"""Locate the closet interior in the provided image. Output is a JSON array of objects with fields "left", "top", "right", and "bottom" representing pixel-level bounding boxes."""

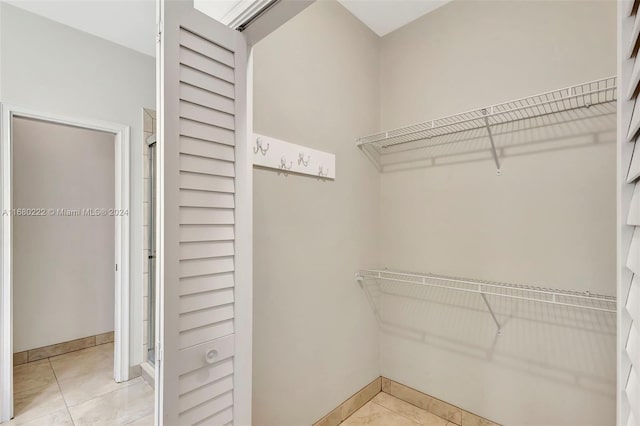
[
  {"left": 349, "top": 76, "right": 618, "bottom": 426},
  {"left": 356, "top": 75, "right": 618, "bottom": 330},
  {"left": 251, "top": 1, "right": 618, "bottom": 426}
]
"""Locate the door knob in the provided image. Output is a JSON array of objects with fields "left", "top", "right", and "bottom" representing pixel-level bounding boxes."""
[{"left": 205, "top": 349, "right": 218, "bottom": 364}]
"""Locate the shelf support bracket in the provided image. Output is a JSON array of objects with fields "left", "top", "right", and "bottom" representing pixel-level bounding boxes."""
[
  {"left": 480, "top": 292, "right": 502, "bottom": 335},
  {"left": 356, "top": 273, "right": 364, "bottom": 288},
  {"left": 482, "top": 109, "right": 502, "bottom": 175}
]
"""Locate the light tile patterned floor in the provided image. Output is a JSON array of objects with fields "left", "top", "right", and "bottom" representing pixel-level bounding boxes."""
[
  {"left": 8, "top": 343, "right": 153, "bottom": 426},
  {"left": 341, "top": 393, "right": 456, "bottom": 426}
]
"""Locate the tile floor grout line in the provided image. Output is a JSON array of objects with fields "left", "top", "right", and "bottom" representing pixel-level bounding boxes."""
[
  {"left": 63, "top": 343, "right": 151, "bottom": 424},
  {"left": 49, "top": 343, "right": 128, "bottom": 408},
  {"left": 15, "top": 344, "right": 152, "bottom": 426},
  {"left": 71, "top": 376, "right": 140, "bottom": 408},
  {"left": 369, "top": 400, "right": 423, "bottom": 426},
  {"left": 48, "top": 356, "right": 76, "bottom": 426},
  {"left": 66, "top": 378, "right": 153, "bottom": 426}
]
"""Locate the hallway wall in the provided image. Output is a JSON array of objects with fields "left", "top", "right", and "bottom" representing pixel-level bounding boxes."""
[
  {"left": 0, "top": 3, "right": 155, "bottom": 366},
  {"left": 13, "top": 118, "right": 115, "bottom": 352}
]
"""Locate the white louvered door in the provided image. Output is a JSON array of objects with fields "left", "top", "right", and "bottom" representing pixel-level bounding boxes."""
[
  {"left": 157, "top": 1, "right": 251, "bottom": 424},
  {"left": 620, "top": 2, "right": 640, "bottom": 425}
]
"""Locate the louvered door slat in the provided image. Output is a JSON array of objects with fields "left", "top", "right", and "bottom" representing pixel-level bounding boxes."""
[
  {"left": 180, "top": 154, "right": 235, "bottom": 177},
  {"left": 179, "top": 207, "right": 234, "bottom": 225},
  {"left": 628, "top": 275, "right": 640, "bottom": 324},
  {"left": 180, "top": 66, "right": 235, "bottom": 99},
  {"left": 180, "top": 288, "right": 234, "bottom": 312},
  {"left": 179, "top": 376, "right": 234, "bottom": 414},
  {"left": 179, "top": 393, "right": 233, "bottom": 426},
  {"left": 179, "top": 47, "right": 235, "bottom": 83},
  {"left": 179, "top": 29, "right": 234, "bottom": 67},
  {"left": 179, "top": 305, "right": 234, "bottom": 332},
  {"left": 629, "top": 370, "right": 640, "bottom": 424},
  {"left": 628, "top": 106, "right": 640, "bottom": 142},
  {"left": 180, "top": 137, "right": 235, "bottom": 161},
  {"left": 180, "top": 406, "right": 233, "bottom": 426},
  {"left": 180, "top": 172, "right": 234, "bottom": 192},
  {"left": 179, "top": 321, "right": 234, "bottom": 349},
  {"left": 180, "top": 101, "right": 235, "bottom": 130},
  {"left": 629, "top": 183, "right": 640, "bottom": 226},
  {"left": 630, "top": 145, "right": 640, "bottom": 183},
  {"left": 180, "top": 257, "right": 234, "bottom": 278},
  {"left": 179, "top": 118, "right": 234, "bottom": 145},
  {"left": 628, "top": 228, "right": 640, "bottom": 275},
  {"left": 179, "top": 224, "right": 234, "bottom": 242},
  {"left": 178, "top": 358, "right": 233, "bottom": 395},
  {"left": 630, "top": 59, "right": 640, "bottom": 100},
  {"left": 630, "top": 12, "right": 640, "bottom": 58},
  {"left": 179, "top": 190, "right": 235, "bottom": 209},
  {"left": 179, "top": 84, "right": 235, "bottom": 115},
  {"left": 629, "top": 324, "right": 640, "bottom": 370},
  {"left": 179, "top": 273, "right": 235, "bottom": 297},
  {"left": 180, "top": 241, "right": 234, "bottom": 260}
]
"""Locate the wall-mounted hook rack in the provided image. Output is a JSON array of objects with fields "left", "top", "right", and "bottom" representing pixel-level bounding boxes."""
[
  {"left": 298, "top": 152, "right": 310, "bottom": 167},
  {"left": 253, "top": 137, "right": 269, "bottom": 155},
  {"left": 252, "top": 133, "right": 335, "bottom": 179},
  {"left": 280, "top": 156, "right": 292, "bottom": 170}
]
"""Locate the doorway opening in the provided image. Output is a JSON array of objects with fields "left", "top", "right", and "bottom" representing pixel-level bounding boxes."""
[{"left": 0, "top": 105, "right": 142, "bottom": 423}]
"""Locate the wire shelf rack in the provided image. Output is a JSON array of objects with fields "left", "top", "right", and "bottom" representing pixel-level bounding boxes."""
[
  {"left": 357, "top": 76, "right": 617, "bottom": 173},
  {"left": 357, "top": 269, "right": 616, "bottom": 317}
]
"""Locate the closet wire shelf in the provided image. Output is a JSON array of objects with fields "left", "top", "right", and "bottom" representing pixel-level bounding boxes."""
[
  {"left": 356, "top": 269, "right": 617, "bottom": 315},
  {"left": 357, "top": 76, "right": 617, "bottom": 173}
]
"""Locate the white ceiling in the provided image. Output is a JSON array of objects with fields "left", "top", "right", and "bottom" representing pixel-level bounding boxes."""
[
  {"left": 6, "top": 0, "right": 451, "bottom": 58},
  {"left": 338, "top": 0, "right": 451, "bottom": 37},
  {"left": 7, "top": 0, "right": 157, "bottom": 57},
  {"left": 6, "top": 0, "right": 262, "bottom": 57}
]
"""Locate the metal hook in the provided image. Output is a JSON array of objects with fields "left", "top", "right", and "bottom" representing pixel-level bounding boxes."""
[
  {"left": 318, "top": 165, "right": 329, "bottom": 177},
  {"left": 298, "top": 152, "right": 310, "bottom": 167},
  {"left": 253, "top": 138, "right": 269, "bottom": 155},
  {"left": 280, "top": 156, "right": 292, "bottom": 170}
]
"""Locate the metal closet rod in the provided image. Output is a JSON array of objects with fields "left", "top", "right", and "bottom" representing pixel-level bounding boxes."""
[{"left": 356, "top": 269, "right": 616, "bottom": 333}]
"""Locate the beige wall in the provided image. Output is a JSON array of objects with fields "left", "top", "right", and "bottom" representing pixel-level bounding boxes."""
[
  {"left": 251, "top": 2, "right": 381, "bottom": 424},
  {"left": 377, "top": 1, "right": 617, "bottom": 425},
  {"left": 13, "top": 117, "right": 115, "bottom": 352},
  {"left": 0, "top": 3, "right": 155, "bottom": 366},
  {"left": 380, "top": 1, "right": 617, "bottom": 130}
]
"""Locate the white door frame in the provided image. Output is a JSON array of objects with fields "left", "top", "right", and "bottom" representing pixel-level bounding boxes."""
[{"left": 0, "top": 103, "right": 131, "bottom": 422}]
